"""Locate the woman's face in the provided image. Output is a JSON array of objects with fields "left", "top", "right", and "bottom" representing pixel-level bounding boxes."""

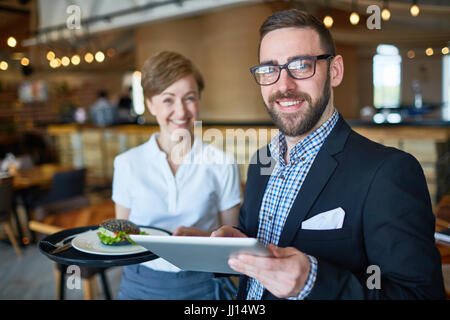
[{"left": 146, "top": 74, "right": 199, "bottom": 137}]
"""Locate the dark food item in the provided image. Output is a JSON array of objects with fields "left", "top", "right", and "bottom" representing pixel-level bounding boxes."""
[{"left": 97, "top": 219, "right": 144, "bottom": 246}]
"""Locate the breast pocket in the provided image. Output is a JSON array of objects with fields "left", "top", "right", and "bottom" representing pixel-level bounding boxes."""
[{"left": 297, "top": 227, "right": 352, "bottom": 241}]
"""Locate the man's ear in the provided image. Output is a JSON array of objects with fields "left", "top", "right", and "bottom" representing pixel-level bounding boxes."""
[
  {"left": 330, "top": 55, "right": 344, "bottom": 88},
  {"left": 145, "top": 98, "right": 156, "bottom": 116}
]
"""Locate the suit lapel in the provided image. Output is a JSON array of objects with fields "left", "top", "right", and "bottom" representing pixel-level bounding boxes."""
[
  {"left": 277, "top": 149, "right": 337, "bottom": 247},
  {"left": 247, "top": 147, "right": 275, "bottom": 237},
  {"left": 277, "top": 116, "right": 351, "bottom": 247}
]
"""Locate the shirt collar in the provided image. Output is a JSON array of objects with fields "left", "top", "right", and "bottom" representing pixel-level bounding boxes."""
[
  {"left": 269, "top": 109, "right": 339, "bottom": 165},
  {"left": 147, "top": 132, "right": 199, "bottom": 163}
]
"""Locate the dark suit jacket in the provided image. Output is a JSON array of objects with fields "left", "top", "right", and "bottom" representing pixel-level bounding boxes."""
[{"left": 237, "top": 116, "right": 445, "bottom": 299}]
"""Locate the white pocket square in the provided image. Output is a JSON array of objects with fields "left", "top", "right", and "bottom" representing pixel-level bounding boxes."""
[{"left": 301, "top": 207, "right": 345, "bottom": 230}]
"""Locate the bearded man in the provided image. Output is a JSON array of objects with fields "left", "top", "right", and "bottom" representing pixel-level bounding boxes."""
[{"left": 212, "top": 9, "right": 445, "bottom": 300}]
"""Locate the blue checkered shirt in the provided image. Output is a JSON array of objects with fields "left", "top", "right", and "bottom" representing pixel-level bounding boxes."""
[{"left": 246, "top": 110, "right": 339, "bottom": 300}]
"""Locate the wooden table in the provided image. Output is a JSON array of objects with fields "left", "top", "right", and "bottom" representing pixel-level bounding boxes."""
[
  {"left": 29, "top": 199, "right": 115, "bottom": 234},
  {"left": 29, "top": 199, "right": 115, "bottom": 300},
  {"left": 11, "top": 164, "right": 74, "bottom": 245},
  {"left": 12, "top": 163, "right": 74, "bottom": 190}
]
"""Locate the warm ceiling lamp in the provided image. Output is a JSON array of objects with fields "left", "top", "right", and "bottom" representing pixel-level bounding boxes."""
[
  {"left": 323, "top": 15, "right": 333, "bottom": 28},
  {"left": 84, "top": 52, "right": 94, "bottom": 63},
  {"left": 107, "top": 48, "right": 116, "bottom": 57},
  {"left": 7, "top": 36, "right": 17, "bottom": 47},
  {"left": 407, "top": 50, "right": 415, "bottom": 59},
  {"left": 349, "top": 0, "right": 360, "bottom": 25},
  {"left": 50, "top": 58, "right": 61, "bottom": 68},
  {"left": 410, "top": 0, "right": 420, "bottom": 17},
  {"left": 425, "top": 48, "right": 434, "bottom": 56},
  {"left": 95, "top": 51, "right": 105, "bottom": 63},
  {"left": 0, "top": 61, "right": 8, "bottom": 71},
  {"left": 20, "top": 57, "right": 30, "bottom": 66},
  {"left": 46, "top": 51, "right": 55, "bottom": 61},
  {"left": 381, "top": 0, "right": 391, "bottom": 21},
  {"left": 349, "top": 12, "right": 360, "bottom": 25},
  {"left": 61, "top": 56, "right": 70, "bottom": 67},
  {"left": 441, "top": 47, "right": 449, "bottom": 55},
  {"left": 71, "top": 54, "right": 81, "bottom": 65}
]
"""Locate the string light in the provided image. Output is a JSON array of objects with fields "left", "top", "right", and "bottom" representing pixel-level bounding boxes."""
[
  {"left": 0, "top": 61, "right": 8, "bottom": 71},
  {"left": 381, "top": 0, "right": 391, "bottom": 21},
  {"left": 20, "top": 57, "right": 30, "bottom": 66},
  {"left": 410, "top": 0, "right": 420, "bottom": 17},
  {"left": 71, "top": 54, "right": 81, "bottom": 65},
  {"left": 84, "top": 52, "right": 94, "bottom": 63},
  {"left": 7, "top": 36, "right": 17, "bottom": 47},
  {"left": 323, "top": 15, "right": 333, "bottom": 28},
  {"left": 425, "top": 48, "right": 434, "bottom": 56},
  {"left": 407, "top": 50, "right": 415, "bottom": 59},
  {"left": 349, "top": 0, "right": 360, "bottom": 25},
  {"left": 46, "top": 51, "right": 55, "bottom": 61},
  {"left": 350, "top": 12, "right": 360, "bottom": 25},
  {"left": 61, "top": 56, "right": 70, "bottom": 67},
  {"left": 95, "top": 51, "right": 105, "bottom": 63},
  {"left": 441, "top": 47, "right": 449, "bottom": 55}
]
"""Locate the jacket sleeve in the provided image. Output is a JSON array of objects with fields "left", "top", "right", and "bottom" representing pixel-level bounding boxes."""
[{"left": 307, "top": 152, "right": 446, "bottom": 299}]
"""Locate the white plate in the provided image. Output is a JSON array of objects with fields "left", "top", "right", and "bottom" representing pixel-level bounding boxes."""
[{"left": 72, "top": 227, "right": 170, "bottom": 256}]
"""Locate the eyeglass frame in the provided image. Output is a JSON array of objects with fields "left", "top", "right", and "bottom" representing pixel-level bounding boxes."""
[{"left": 249, "top": 54, "right": 334, "bottom": 86}]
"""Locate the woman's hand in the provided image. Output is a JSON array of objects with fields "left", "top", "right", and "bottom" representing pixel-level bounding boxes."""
[
  {"left": 172, "top": 226, "right": 211, "bottom": 237},
  {"left": 211, "top": 225, "right": 247, "bottom": 238}
]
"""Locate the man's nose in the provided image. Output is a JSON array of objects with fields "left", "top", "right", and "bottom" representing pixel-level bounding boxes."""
[{"left": 275, "top": 68, "right": 297, "bottom": 92}]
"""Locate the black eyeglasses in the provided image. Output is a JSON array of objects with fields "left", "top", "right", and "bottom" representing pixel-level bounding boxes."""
[{"left": 250, "top": 54, "right": 333, "bottom": 86}]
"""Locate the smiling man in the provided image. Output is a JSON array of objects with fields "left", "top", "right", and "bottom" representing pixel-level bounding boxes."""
[{"left": 212, "top": 9, "right": 445, "bottom": 300}]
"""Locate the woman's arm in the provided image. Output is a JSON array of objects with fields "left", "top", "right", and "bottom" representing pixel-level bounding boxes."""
[{"left": 115, "top": 203, "right": 131, "bottom": 219}]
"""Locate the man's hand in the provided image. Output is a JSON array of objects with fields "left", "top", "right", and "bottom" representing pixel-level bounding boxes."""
[
  {"left": 172, "top": 226, "right": 210, "bottom": 237},
  {"left": 228, "top": 244, "right": 311, "bottom": 299},
  {"left": 211, "top": 225, "right": 247, "bottom": 238}
]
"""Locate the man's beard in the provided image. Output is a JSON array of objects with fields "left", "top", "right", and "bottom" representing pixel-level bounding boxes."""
[{"left": 265, "top": 72, "right": 331, "bottom": 137}]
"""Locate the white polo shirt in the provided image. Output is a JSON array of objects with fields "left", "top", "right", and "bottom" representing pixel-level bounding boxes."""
[{"left": 112, "top": 133, "right": 242, "bottom": 272}]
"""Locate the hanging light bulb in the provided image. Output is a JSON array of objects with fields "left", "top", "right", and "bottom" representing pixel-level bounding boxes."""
[
  {"left": 71, "top": 54, "right": 81, "bottom": 65},
  {"left": 425, "top": 48, "right": 434, "bottom": 56},
  {"left": 381, "top": 1, "right": 391, "bottom": 21},
  {"left": 410, "top": 0, "right": 420, "bottom": 17},
  {"left": 323, "top": 15, "right": 334, "bottom": 28},
  {"left": 20, "top": 57, "right": 30, "bottom": 66},
  {"left": 349, "top": 0, "right": 359, "bottom": 25},
  {"left": 407, "top": 50, "right": 415, "bottom": 59},
  {"left": 61, "top": 56, "right": 70, "bottom": 67},
  {"left": 323, "top": 0, "right": 333, "bottom": 28},
  {"left": 46, "top": 51, "right": 55, "bottom": 61},
  {"left": 7, "top": 36, "right": 17, "bottom": 47},
  {"left": 0, "top": 61, "right": 8, "bottom": 71},
  {"left": 349, "top": 12, "right": 360, "bottom": 25},
  {"left": 95, "top": 51, "right": 105, "bottom": 63},
  {"left": 442, "top": 47, "right": 449, "bottom": 55},
  {"left": 84, "top": 52, "right": 94, "bottom": 63}
]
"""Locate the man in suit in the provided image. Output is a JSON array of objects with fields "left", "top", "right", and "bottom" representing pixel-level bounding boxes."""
[{"left": 212, "top": 9, "right": 445, "bottom": 299}]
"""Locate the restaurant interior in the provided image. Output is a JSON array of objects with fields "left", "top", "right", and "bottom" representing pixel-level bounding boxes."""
[{"left": 0, "top": 0, "right": 449, "bottom": 300}]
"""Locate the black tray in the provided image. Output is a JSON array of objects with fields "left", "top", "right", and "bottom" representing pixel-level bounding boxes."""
[{"left": 38, "top": 225, "right": 170, "bottom": 268}]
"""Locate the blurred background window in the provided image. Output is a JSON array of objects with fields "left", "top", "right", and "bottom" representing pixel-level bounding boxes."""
[{"left": 373, "top": 44, "right": 402, "bottom": 108}]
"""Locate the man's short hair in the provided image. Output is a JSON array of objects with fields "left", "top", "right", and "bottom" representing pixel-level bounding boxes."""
[
  {"left": 258, "top": 9, "right": 336, "bottom": 59},
  {"left": 141, "top": 51, "right": 204, "bottom": 100}
]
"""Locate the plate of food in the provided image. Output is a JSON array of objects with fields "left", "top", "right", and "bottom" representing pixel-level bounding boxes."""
[{"left": 71, "top": 219, "right": 171, "bottom": 256}]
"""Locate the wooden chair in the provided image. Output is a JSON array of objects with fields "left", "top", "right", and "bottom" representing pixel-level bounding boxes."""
[
  {"left": 29, "top": 195, "right": 112, "bottom": 300},
  {"left": 0, "top": 175, "right": 22, "bottom": 257}
]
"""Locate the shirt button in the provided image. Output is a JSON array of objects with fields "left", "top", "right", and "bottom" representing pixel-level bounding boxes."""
[
  {"left": 279, "top": 174, "right": 285, "bottom": 179},
  {"left": 301, "top": 157, "right": 306, "bottom": 161},
  {"left": 269, "top": 216, "right": 273, "bottom": 221}
]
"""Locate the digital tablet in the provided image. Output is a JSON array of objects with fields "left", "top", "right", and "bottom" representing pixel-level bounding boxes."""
[{"left": 129, "top": 235, "right": 272, "bottom": 274}]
